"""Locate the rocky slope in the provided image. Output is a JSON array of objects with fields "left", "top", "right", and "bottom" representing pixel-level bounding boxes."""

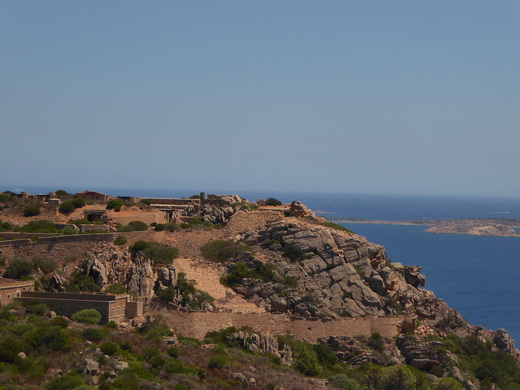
[{"left": 9, "top": 197, "right": 520, "bottom": 389}]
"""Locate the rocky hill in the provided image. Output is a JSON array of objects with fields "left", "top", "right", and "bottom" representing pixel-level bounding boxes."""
[{"left": 0, "top": 194, "right": 519, "bottom": 389}]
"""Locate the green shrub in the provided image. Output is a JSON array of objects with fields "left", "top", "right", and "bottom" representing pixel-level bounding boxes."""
[
  {"left": 107, "top": 320, "right": 118, "bottom": 329},
  {"left": 32, "top": 257, "right": 58, "bottom": 273},
  {"left": 72, "top": 309, "right": 102, "bottom": 324},
  {"left": 208, "top": 355, "right": 229, "bottom": 369},
  {"left": 69, "top": 218, "right": 92, "bottom": 225},
  {"left": 58, "top": 201, "right": 76, "bottom": 214},
  {"left": 168, "top": 346, "right": 179, "bottom": 358},
  {"left": 100, "top": 342, "right": 118, "bottom": 355},
  {"left": 131, "top": 241, "right": 178, "bottom": 265},
  {"left": 367, "top": 333, "right": 384, "bottom": 352},
  {"left": 20, "top": 220, "right": 59, "bottom": 233},
  {"left": 66, "top": 272, "right": 100, "bottom": 292},
  {"left": 180, "top": 217, "right": 217, "bottom": 230},
  {"left": 380, "top": 366, "right": 417, "bottom": 390},
  {"left": 114, "top": 235, "right": 127, "bottom": 246},
  {"left": 321, "top": 222, "right": 354, "bottom": 234},
  {"left": 107, "top": 199, "right": 134, "bottom": 211},
  {"left": 265, "top": 198, "right": 282, "bottom": 206},
  {"left": 5, "top": 258, "right": 33, "bottom": 278},
  {"left": 432, "top": 377, "right": 463, "bottom": 390},
  {"left": 51, "top": 316, "right": 69, "bottom": 328},
  {"left": 81, "top": 328, "right": 108, "bottom": 341},
  {"left": 27, "top": 326, "right": 69, "bottom": 351},
  {"left": 23, "top": 204, "right": 40, "bottom": 217},
  {"left": 153, "top": 222, "right": 180, "bottom": 232},
  {"left": 165, "top": 358, "right": 195, "bottom": 374},
  {"left": 105, "top": 282, "right": 127, "bottom": 294},
  {"left": 54, "top": 190, "right": 69, "bottom": 196},
  {"left": 329, "top": 374, "right": 359, "bottom": 389},
  {"left": 71, "top": 197, "right": 86, "bottom": 208},
  {"left": 118, "top": 220, "right": 148, "bottom": 232},
  {"left": 0, "top": 338, "right": 26, "bottom": 362},
  {"left": 45, "top": 373, "right": 86, "bottom": 390},
  {"left": 10, "top": 322, "right": 36, "bottom": 336},
  {"left": 200, "top": 240, "right": 252, "bottom": 262}
]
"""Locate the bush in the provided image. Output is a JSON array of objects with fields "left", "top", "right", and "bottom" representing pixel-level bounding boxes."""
[
  {"left": 54, "top": 190, "right": 69, "bottom": 196},
  {"left": 329, "top": 374, "right": 359, "bottom": 389},
  {"left": 68, "top": 218, "right": 92, "bottom": 225},
  {"left": 72, "top": 309, "right": 102, "bottom": 324},
  {"left": 100, "top": 342, "right": 118, "bottom": 355},
  {"left": 432, "top": 377, "right": 463, "bottom": 390},
  {"left": 131, "top": 241, "right": 178, "bottom": 265},
  {"left": 66, "top": 271, "right": 101, "bottom": 292},
  {"left": 200, "top": 240, "right": 252, "bottom": 262},
  {"left": 367, "top": 333, "right": 384, "bottom": 352},
  {"left": 107, "top": 199, "right": 134, "bottom": 211},
  {"left": 71, "top": 197, "right": 86, "bottom": 208},
  {"left": 23, "top": 205, "right": 40, "bottom": 217},
  {"left": 265, "top": 198, "right": 282, "bottom": 206},
  {"left": 0, "top": 338, "right": 26, "bottom": 362},
  {"left": 51, "top": 316, "right": 69, "bottom": 328},
  {"left": 380, "top": 366, "right": 417, "bottom": 390},
  {"left": 118, "top": 220, "right": 148, "bottom": 232},
  {"left": 58, "top": 201, "right": 76, "bottom": 214},
  {"left": 168, "top": 346, "right": 179, "bottom": 358},
  {"left": 114, "top": 235, "right": 127, "bottom": 246},
  {"left": 153, "top": 222, "right": 180, "bottom": 232},
  {"left": 208, "top": 355, "right": 229, "bottom": 369},
  {"left": 10, "top": 322, "right": 36, "bottom": 336},
  {"left": 81, "top": 328, "right": 107, "bottom": 341},
  {"left": 105, "top": 282, "right": 126, "bottom": 294},
  {"left": 27, "top": 326, "right": 69, "bottom": 351},
  {"left": 32, "top": 257, "right": 58, "bottom": 273},
  {"left": 5, "top": 258, "right": 33, "bottom": 278},
  {"left": 45, "top": 373, "right": 86, "bottom": 390},
  {"left": 180, "top": 217, "right": 217, "bottom": 230},
  {"left": 20, "top": 220, "right": 59, "bottom": 233}
]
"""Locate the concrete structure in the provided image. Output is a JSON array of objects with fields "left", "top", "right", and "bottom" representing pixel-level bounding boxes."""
[
  {"left": 0, "top": 278, "right": 35, "bottom": 306},
  {"left": 19, "top": 291, "right": 142, "bottom": 324}
]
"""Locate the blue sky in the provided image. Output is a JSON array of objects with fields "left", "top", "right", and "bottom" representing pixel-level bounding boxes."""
[{"left": 2, "top": 1, "right": 519, "bottom": 196}]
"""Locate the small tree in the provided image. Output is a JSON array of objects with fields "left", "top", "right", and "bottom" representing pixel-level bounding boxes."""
[
  {"left": 265, "top": 198, "right": 282, "bottom": 206},
  {"left": 71, "top": 309, "right": 102, "bottom": 324},
  {"left": 23, "top": 205, "right": 40, "bottom": 217}
]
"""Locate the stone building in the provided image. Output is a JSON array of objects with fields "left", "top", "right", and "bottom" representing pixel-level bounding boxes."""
[
  {"left": 19, "top": 291, "right": 142, "bottom": 324},
  {"left": 0, "top": 278, "right": 35, "bottom": 306}
]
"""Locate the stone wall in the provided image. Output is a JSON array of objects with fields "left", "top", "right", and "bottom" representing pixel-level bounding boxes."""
[
  {"left": 227, "top": 210, "right": 284, "bottom": 235},
  {"left": 153, "top": 308, "right": 409, "bottom": 342},
  {"left": 0, "top": 233, "right": 116, "bottom": 261}
]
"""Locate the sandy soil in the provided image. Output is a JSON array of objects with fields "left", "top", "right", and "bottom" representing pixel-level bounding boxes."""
[{"left": 174, "top": 257, "right": 265, "bottom": 314}]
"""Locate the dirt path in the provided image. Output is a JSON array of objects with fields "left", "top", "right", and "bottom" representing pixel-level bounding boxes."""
[{"left": 173, "top": 257, "right": 265, "bottom": 314}]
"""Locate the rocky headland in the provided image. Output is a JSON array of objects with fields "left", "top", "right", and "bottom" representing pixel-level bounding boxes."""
[
  {"left": 334, "top": 217, "right": 520, "bottom": 237},
  {"left": 0, "top": 191, "right": 519, "bottom": 389}
]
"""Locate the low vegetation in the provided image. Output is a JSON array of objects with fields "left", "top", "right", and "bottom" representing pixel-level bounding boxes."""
[
  {"left": 321, "top": 221, "right": 355, "bottom": 234},
  {"left": 200, "top": 240, "right": 252, "bottom": 262},
  {"left": 131, "top": 240, "right": 179, "bottom": 265},
  {"left": 265, "top": 197, "right": 283, "bottom": 206},
  {"left": 58, "top": 197, "right": 86, "bottom": 214},
  {"left": 106, "top": 199, "right": 134, "bottom": 212}
]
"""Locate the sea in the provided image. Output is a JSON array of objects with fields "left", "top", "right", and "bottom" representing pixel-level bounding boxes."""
[{"left": 8, "top": 186, "right": 520, "bottom": 343}]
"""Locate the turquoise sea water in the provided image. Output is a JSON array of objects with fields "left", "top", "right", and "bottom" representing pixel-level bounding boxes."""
[{"left": 10, "top": 187, "right": 520, "bottom": 342}]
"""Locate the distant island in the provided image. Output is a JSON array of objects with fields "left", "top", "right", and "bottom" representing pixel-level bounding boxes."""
[{"left": 329, "top": 217, "right": 520, "bottom": 237}]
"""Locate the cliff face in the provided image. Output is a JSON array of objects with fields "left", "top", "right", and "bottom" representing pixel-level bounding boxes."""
[{"left": 233, "top": 218, "right": 473, "bottom": 336}]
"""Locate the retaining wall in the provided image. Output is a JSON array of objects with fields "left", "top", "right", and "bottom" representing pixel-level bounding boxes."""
[{"left": 153, "top": 308, "right": 411, "bottom": 342}]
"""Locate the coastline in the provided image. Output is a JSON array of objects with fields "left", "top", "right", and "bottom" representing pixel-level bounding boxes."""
[{"left": 329, "top": 217, "right": 520, "bottom": 237}]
